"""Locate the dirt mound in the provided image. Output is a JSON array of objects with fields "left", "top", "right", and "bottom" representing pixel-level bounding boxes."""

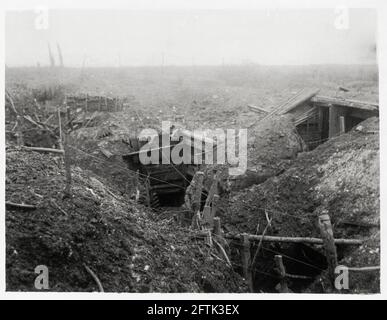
[
  {"left": 6, "top": 148, "right": 247, "bottom": 292},
  {"left": 247, "top": 115, "right": 306, "bottom": 170},
  {"left": 220, "top": 117, "right": 379, "bottom": 292}
]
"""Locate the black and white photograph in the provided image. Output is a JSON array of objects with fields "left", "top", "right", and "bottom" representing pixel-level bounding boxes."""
[{"left": 1, "top": 0, "right": 384, "bottom": 299}]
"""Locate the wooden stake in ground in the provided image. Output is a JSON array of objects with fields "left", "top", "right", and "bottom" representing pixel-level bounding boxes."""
[
  {"left": 144, "top": 177, "right": 151, "bottom": 207},
  {"left": 192, "top": 171, "right": 204, "bottom": 213},
  {"left": 204, "top": 229, "right": 213, "bottom": 247},
  {"left": 63, "top": 109, "right": 72, "bottom": 197},
  {"left": 57, "top": 107, "right": 63, "bottom": 150},
  {"left": 213, "top": 217, "right": 222, "bottom": 237},
  {"left": 202, "top": 205, "right": 213, "bottom": 228},
  {"left": 66, "top": 106, "right": 73, "bottom": 130},
  {"left": 22, "top": 146, "right": 64, "bottom": 154},
  {"left": 16, "top": 115, "right": 24, "bottom": 146},
  {"left": 211, "top": 194, "right": 220, "bottom": 218},
  {"left": 241, "top": 234, "right": 253, "bottom": 292},
  {"left": 203, "top": 173, "right": 220, "bottom": 227},
  {"left": 84, "top": 94, "right": 88, "bottom": 124},
  {"left": 318, "top": 213, "right": 338, "bottom": 284},
  {"left": 63, "top": 132, "right": 72, "bottom": 197},
  {"left": 221, "top": 233, "right": 362, "bottom": 245},
  {"left": 274, "top": 255, "right": 290, "bottom": 293}
]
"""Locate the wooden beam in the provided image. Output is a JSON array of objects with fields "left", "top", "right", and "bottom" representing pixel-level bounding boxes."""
[
  {"left": 279, "top": 89, "right": 320, "bottom": 115},
  {"left": 6, "top": 201, "right": 37, "bottom": 210},
  {"left": 312, "top": 95, "right": 378, "bottom": 111},
  {"left": 22, "top": 146, "right": 64, "bottom": 154},
  {"left": 248, "top": 104, "right": 269, "bottom": 114},
  {"left": 212, "top": 233, "right": 363, "bottom": 245}
]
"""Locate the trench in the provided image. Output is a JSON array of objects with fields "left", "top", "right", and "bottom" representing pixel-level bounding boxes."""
[
  {"left": 140, "top": 156, "right": 333, "bottom": 292},
  {"left": 249, "top": 243, "right": 327, "bottom": 292}
]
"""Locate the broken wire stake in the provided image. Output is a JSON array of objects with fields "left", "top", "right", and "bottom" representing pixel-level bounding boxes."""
[
  {"left": 274, "top": 255, "right": 291, "bottom": 293},
  {"left": 83, "top": 264, "right": 104, "bottom": 292},
  {"left": 241, "top": 234, "right": 253, "bottom": 292},
  {"left": 318, "top": 213, "right": 338, "bottom": 285},
  {"left": 63, "top": 133, "right": 72, "bottom": 197}
]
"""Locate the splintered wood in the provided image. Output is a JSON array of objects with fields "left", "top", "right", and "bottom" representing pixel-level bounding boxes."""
[
  {"left": 318, "top": 213, "right": 338, "bottom": 284},
  {"left": 241, "top": 234, "right": 253, "bottom": 292}
]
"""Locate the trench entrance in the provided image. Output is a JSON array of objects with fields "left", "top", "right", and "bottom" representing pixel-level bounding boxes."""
[
  {"left": 156, "top": 189, "right": 186, "bottom": 207},
  {"left": 231, "top": 241, "right": 332, "bottom": 293}
]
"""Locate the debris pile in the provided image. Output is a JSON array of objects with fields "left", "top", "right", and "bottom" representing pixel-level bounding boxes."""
[
  {"left": 219, "top": 117, "right": 379, "bottom": 292},
  {"left": 6, "top": 148, "right": 247, "bottom": 292}
]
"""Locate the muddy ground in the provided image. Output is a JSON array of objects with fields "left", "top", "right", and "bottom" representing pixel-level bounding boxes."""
[{"left": 5, "top": 65, "right": 379, "bottom": 293}]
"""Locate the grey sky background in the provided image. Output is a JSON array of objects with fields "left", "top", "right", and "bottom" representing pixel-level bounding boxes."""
[{"left": 5, "top": 8, "right": 377, "bottom": 67}]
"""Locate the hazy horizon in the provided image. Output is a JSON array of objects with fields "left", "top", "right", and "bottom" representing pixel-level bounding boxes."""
[{"left": 6, "top": 8, "right": 377, "bottom": 67}]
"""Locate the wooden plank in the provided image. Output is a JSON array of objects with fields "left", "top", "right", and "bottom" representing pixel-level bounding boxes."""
[
  {"left": 312, "top": 95, "right": 378, "bottom": 111},
  {"left": 6, "top": 201, "right": 37, "bottom": 210},
  {"left": 248, "top": 104, "right": 269, "bottom": 114},
  {"left": 279, "top": 89, "right": 320, "bottom": 115},
  {"left": 23, "top": 146, "right": 64, "bottom": 154}
]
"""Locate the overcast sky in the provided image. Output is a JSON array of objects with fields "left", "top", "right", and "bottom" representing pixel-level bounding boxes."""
[{"left": 5, "top": 8, "right": 377, "bottom": 67}]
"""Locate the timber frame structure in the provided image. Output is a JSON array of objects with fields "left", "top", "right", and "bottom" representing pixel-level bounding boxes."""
[{"left": 279, "top": 90, "right": 379, "bottom": 149}]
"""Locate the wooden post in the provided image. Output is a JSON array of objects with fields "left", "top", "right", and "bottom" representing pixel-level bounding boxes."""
[
  {"left": 318, "top": 213, "right": 338, "bottom": 284},
  {"left": 274, "top": 255, "right": 289, "bottom": 293},
  {"left": 204, "top": 229, "right": 213, "bottom": 247},
  {"left": 84, "top": 94, "right": 88, "bottom": 124},
  {"left": 57, "top": 107, "right": 63, "bottom": 150},
  {"left": 213, "top": 217, "right": 222, "bottom": 237},
  {"left": 339, "top": 116, "right": 345, "bottom": 134},
  {"left": 202, "top": 174, "right": 219, "bottom": 228},
  {"left": 63, "top": 132, "right": 72, "bottom": 197},
  {"left": 205, "top": 173, "right": 219, "bottom": 207},
  {"left": 16, "top": 115, "right": 24, "bottom": 146},
  {"left": 191, "top": 211, "right": 201, "bottom": 230},
  {"left": 328, "top": 105, "right": 339, "bottom": 138},
  {"left": 211, "top": 194, "right": 220, "bottom": 218},
  {"left": 144, "top": 177, "right": 151, "bottom": 207},
  {"left": 192, "top": 171, "right": 204, "bottom": 213},
  {"left": 202, "top": 205, "right": 213, "bottom": 228},
  {"left": 66, "top": 106, "right": 73, "bottom": 130},
  {"left": 241, "top": 234, "right": 253, "bottom": 292},
  {"left": 63, "top": 107, "right": 72, "bottom": 196}
]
